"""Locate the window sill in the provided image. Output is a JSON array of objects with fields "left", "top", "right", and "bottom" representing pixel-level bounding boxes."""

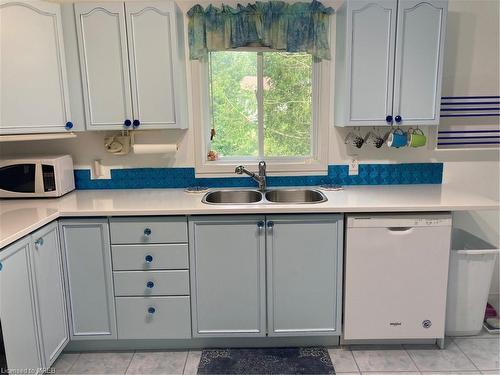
[{"left": 195, "top": 159, "right": 328, "bottom": 178}]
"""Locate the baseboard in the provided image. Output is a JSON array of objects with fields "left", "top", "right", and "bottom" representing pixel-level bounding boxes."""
[
  {"left": 341, "top": 338, "right": 438, "bottom": 346},
  {"left": 65, "top": 336, "right": 341, "bottom": 352}
]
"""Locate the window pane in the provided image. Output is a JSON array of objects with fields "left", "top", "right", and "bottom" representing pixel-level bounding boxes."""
[
  {"left": 263, "top": 53, "right": 313, "bottom": 157},
  {"left": 209, "top": 51, "right": 258, "bottom": 158}
]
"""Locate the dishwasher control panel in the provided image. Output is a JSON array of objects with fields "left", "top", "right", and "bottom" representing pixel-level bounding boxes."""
[{"left": 347, "top": 213, "right": 452, "bottom": 228}]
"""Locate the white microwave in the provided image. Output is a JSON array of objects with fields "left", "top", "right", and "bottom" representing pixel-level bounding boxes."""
[{"left": 0, "top": 155, "right": 75, "bottom": 198}]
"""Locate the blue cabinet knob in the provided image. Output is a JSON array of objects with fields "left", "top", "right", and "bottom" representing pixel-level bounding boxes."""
[
  {"left": 133, "top": 119, "right": 140, "bottom": 127},
  {"left": 385, "top": 115, "right": 393, "bottom": 124},
  {"left": 257, "top": 221, "right": 264, "bottom": 229},
  {"left": 65, "top": 122, "right": 73, "bottom": 130},
  {"left": 144, "top": 228, "right": 152, "bottom": 236},
  {"left": 145, "top": 255, "right": 153, "bottom": 263},
  {"left": 146, "top": 281, "right": 155, "bottom": 288},
  {"left": 148, "top": 307, "right": 156, "bottom": 314},
  {"left": 35, "top": 238, "right": 44, "bottom": 248},
  {"left": 124, "top": 119, "right": 132, "bottom": 127},
  {"left": 267, "top": 221, "right": 274, "bottom": 228},
  {"left": 395, "top": 115, "right": 402, "bottom": 123}
]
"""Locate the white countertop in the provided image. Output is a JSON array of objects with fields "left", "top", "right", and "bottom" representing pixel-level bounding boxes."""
[{"left": 1, "top": 184, "right": 498, "bottom": 249}]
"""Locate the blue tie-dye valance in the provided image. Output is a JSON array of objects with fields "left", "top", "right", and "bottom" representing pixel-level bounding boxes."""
[{"left": 187, "top": 1, "right": 334, "bottom": 61}]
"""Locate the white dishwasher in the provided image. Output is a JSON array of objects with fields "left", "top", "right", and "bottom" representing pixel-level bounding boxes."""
[{"left": 344, "top": 213, "right": 452, "bottom": 341}]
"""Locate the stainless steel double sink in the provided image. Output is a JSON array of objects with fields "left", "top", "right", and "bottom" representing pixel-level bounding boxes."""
[{"left": 202, "top": 188, "right": 327, "bottom": 205}]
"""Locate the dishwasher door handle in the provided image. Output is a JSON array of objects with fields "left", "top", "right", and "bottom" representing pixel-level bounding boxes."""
[{"left": 387, "top": 227, "right": 414, "bottom": 232}]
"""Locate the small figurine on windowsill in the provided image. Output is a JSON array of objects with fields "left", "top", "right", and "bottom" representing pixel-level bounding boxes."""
[{"left": 207, "top": 150, "right": 219, "bottom": 161}]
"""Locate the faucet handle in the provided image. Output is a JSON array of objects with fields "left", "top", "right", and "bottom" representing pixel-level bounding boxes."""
[
  {"left": 258, "top": 161, "right": 266, "bottom": 174},
  {"left": 235, "top": 165, "right": 244, "bottom": 174}
]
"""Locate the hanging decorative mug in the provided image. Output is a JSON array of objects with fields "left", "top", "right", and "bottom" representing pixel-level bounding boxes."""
[
  {"left": 345, "top": 131, "right": 365, "bottom": 148},
  {"left": 387, "top": 128, "right": 408, "bottom": 148},
  {"left": 408, "top": 128, "right": 427, "bottom": 148},
  {"left": 365, "top": 131, "right": 385, "bottom": 148}
]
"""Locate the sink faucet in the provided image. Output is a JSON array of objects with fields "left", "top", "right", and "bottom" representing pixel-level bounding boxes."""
[{"left": 235, "top": 161, "right": 267, "bottom": 191}]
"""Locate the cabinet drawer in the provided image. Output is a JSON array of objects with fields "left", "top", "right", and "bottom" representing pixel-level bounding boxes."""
[
  {"left": 112, "top": 243, "right": 188, "bottom": 270},
  {"left": 116, "top": 296, "right": 191, "bottom": 339},
  {"left": 109, "top": 217, "right": 187, "bottom": 244},
  {"left": 113, "top": 270, "right": 189, "bottom": 296}
]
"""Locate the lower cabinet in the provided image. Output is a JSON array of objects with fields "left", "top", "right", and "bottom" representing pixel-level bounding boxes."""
[
  {"left": 109, "top": 216, "right": 192, "bottom": 340},
  {"left": 59, "top": 219, "right": 117, "bottom": 340},
  {"left": 266, "top": 215, "right": 343, "bottom": 336},
  {"left": 0, "top": 213, "right": 343, "bottom": 369},
  {"left": 0, "top": 237, "right": 42, "bottom": 370},
  {"left": 189, "top": 214, "right": 343, "bottom": 338},
  {"left": 30, "top": 222, "right": 69, "bottom": 365},
  {"left": 189, "top": 216, "right": 267, "bottom": 337},
  {"left": 0, "top": 221, "right": 68, "bottom": 371}
]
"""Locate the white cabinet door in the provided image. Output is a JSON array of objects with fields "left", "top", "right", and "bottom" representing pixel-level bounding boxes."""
[
  {"left": 0, "top": 0, "right": 72, "bottom": 134},
  {"left": 59, "top": 219, "right": 116, "bottom": 340},
  {"left": 393, "top": 0, "right": 447, "bottom": 125},
  {"left": 0, "top": 238, "right": 42, "bottom": 371},
  {"left": 125, "top": 2, "right": 176, "bottom": 129},
  {"left": 343, "top": 0, "right": 397, "bottom": 126},
  {"left": 189, "top": 216, "right": 266, "bottom": 337},
  {"left": 74, "top": 2, "right": 133, "bottom": 130},
  {"left": 30, "top": 222, "right": 68, "bottom": 368},
  {"left": 266, "top": 215, "right": 343, "bottom": 336}
]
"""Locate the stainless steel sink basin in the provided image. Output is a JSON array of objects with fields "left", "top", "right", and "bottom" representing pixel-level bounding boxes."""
[
  {"left": 264, "top": 189, "right": 327, "bottom": 204},
  {"left": 202, "top": 190, "right": 263, "bottom": 204},
  {"left": 201, "top": 188, "right": 327, "bottom": 204}
]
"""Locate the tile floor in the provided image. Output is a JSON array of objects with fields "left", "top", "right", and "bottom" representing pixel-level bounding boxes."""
[{"left": 52, "top": 331, "right": 499, "bottom": 375}]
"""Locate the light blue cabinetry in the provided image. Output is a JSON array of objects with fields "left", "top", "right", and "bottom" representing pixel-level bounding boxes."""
[
  {"left": 0, "top": 222, "right": 68, "bottom": 371},
  {"left": 30, "top": 222, "right": 69, "bottom": 366},
  {"left": 0, "top": 237, "right": 42, "bottom": 370},
  {"left": 189, "top": 215, "right": 343, "bottom": 338},
  {"left": 0, "top": 0, "right": 75, "bottom": 134},
  {"left": 189, "top": 216, "right": 267, "bottom": 337},
  {"left": 59, "top": 219, "right": 117, "bottom": 340},
  {"left": 110, "top": 217, "right": 191, "bottom": 340},
  {"left": 266, "top": 215, "right": 343, "bottom": 336},
  {"left": 335, "top": 0, "right": 447, "bottom": 127},
  {"left": 73, "top": 1, "right": 188, "bottom": 130}
]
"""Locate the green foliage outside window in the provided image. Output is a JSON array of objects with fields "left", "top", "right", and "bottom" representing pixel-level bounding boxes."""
[{"left": 209, "top": 51, "right": 313, "bottom": 159}]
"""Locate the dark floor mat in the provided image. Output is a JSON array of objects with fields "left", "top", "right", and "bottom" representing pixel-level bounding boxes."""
[{"left": 197, "top": 347, "right": 335, "bottom": 375}]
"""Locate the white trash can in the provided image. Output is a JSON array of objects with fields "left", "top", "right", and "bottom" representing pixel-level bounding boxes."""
[{"left": 445, "top": 228, "right": 499, "bottom": 336}]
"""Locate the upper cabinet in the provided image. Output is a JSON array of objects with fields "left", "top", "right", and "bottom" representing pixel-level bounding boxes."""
[
  {"left": 393, "top": 0, "right": 447, "bottom": 125},
  {"left": 74, "top": 1, "right": 188, "bottom": 130},
  {"left": 335, "top": 0, "right": 447, "bottom": 127},
  {"left": 0, "top": 0, "right": 74, "bottom": 134}
]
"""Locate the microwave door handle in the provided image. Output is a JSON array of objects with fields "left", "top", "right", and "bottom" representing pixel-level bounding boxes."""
[{"left": 35, "top": 163, "right": 44, "bottom": 193}]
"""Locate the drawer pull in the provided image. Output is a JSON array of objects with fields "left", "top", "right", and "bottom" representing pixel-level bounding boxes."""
[
  {"left": 145, "top": 255, "right": 153, "bottom": 263},
  {"left": 147, "top": 307, "right": 156, "bottom": 314},
  {"left": 146, "top": 281, "right": 155, "bottom": 289},
  {"left": 144, "top": 228, "right": 152, "bottom": 236}
]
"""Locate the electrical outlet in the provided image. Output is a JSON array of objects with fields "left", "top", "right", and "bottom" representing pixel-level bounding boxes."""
[
  {"left": 349, "top": 159, "right": 359, "bottom": 176},
  {"left": 90, "top": 159, "right": 111, "bottom": 180}
]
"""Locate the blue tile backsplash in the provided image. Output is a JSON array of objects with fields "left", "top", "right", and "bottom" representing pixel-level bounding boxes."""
[{"left": 74, "top": 163, "right": 443, "bottom": 189}]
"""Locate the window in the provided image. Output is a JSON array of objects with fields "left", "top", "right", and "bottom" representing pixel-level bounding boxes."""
[{"left": 195, "top": 50, "right": 329, "bottom": 175}]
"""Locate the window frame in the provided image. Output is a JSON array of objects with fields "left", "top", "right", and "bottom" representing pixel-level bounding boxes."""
[{"left": 193, "top": 48, "right": 330, "bottom": 177}]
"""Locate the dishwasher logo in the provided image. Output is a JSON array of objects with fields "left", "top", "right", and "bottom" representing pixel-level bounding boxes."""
[{"left": 389, "top": 322, "right": 402, "bottom": 326}]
